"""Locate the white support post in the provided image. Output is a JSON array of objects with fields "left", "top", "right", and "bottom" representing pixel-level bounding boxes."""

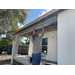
[
  {"left": 11, "top": 41, "right": 15, "bottom": 64},
  {"left": 13, "top": 34, "right": 20, "bottom": 58}
]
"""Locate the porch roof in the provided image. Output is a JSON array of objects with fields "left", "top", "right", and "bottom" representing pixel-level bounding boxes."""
[{"left": 13, "top": 9, "right": 65, "bottom": 35}]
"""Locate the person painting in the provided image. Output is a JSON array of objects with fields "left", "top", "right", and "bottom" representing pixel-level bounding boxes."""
[{"left": 32, "top": 26, "right": 44, "bottom": 65}]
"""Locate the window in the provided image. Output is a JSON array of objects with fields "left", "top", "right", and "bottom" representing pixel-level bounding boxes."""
[
  {"left": 42, "top": 38, "right": 48, "bottom": 54},
  {"left": 42, "top": 38, "right": 47, "bottom": 45}
]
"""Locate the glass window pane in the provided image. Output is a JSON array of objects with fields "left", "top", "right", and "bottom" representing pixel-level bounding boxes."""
[
  {"left": 42, "top": 38, "right": 47, "bottom": 45},
  {"left": 42, "top": 46, "right": 47, "bottom": 53}
]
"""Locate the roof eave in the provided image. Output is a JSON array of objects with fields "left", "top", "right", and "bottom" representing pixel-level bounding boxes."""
[{"left": 13, "top": 9, "right": 62, "bottom": 35}]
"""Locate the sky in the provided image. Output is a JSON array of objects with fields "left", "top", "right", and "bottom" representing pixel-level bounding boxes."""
[{"left": 19, "top": 9, "right": 52, "bottom": 43}]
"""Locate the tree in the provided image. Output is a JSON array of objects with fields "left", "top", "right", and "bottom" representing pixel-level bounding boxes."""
[
  {"left": 25, "top": 38, "right": 30, "bottom": 45},
  {"left": 0, "top": 38, "right": 12, "bottom": 46},
  {"left": 0, "top": 36, "right": 23, "bottom": 46},
  {"left": 0, "top": 9, "right": 30, "bottom": 46},
  {"left": 0, "top": 9, "right": 30, "bottom": 34}
]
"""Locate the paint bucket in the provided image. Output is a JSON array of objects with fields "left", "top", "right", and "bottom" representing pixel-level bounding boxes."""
[{"left": 26, "top": 55, "right": 30, "bottom": 63}]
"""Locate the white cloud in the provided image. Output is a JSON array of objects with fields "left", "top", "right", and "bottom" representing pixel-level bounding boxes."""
[
  {"left": 46, "top": 9, "right": 52, "bottom": 12},
  {"left": 19, "top": 25, "right": 24, "bottom": 28},
  {"left": 18, "top": 22, "right": 24, "bottom": 28},
  {"left": 39, "top": 9, "right": 52, "bottom": 17},
  {"left": 39, "top": 11, "right": 46, "bottom": 17},
  {"left": 18, "top": 22, "right": 20, "bottom": 27}
]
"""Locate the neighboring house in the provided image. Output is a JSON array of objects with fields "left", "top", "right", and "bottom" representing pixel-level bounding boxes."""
[
  {"left": 13, "top": 9, "right": 75, "bottom": 65},
  {"left": 21, "top": 42, "right": 29, "bottom": 46}
]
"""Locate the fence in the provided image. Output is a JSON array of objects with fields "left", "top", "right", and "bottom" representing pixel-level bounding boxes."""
[
  {"left": 18, "top": 45, "right": 29, "bottom": 55},
  {"left": 0, "top": 45, "right": 29, "bottom": 55}
]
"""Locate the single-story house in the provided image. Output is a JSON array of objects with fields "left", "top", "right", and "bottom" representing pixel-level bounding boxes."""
[{"left": 12, "top": 9, "right": 75, "bottom": 65}]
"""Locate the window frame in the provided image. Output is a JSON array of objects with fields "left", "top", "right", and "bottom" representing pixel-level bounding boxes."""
[{"left": 41, "top": 37, "right": 48, "bottom": 54}]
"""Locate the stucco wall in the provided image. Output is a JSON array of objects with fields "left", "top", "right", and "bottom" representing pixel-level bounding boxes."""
[
  {"left": 58, "top": 9, "right": 75, "bottom": 65},
  {"left": 28, "top": 30, "right": 57, "bottom": 62}
]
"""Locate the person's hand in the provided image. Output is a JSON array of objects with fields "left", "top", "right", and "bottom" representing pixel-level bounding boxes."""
[
  {"left": 41, "top": 26, "right": 44, "bottom": 38},
  {"left": 33, "top": 28, "right": 36, "bottom": 31},
  {"left": 42, "top": 26, "right": 44, "bottom": 29},
  {"left": 33, "top": 28, "right": 36, "bottom": 34}
]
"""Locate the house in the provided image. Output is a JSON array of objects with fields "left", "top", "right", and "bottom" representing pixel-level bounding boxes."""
[{"left": 12, "top": 9, "right": 75, "bottom": 65}]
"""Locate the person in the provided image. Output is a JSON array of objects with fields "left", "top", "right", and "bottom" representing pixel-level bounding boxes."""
[{"left": 32, "top": 26, "right": 44, "bottom": 65}]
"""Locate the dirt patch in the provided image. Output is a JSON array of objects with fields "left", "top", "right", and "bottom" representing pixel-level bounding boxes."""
[
  {"left": 0, "top": 55, "right": 11, "bottom": 65},
  {"left": 0, "top": 54, "right": 26, "bottom": 65},
  {"left": 0, "top": 59, "right": 11, "bottom": 65}
]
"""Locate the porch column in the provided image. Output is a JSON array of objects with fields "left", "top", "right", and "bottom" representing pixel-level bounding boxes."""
[
  {"left": 28, "top": 36, "right": 33, "bottom": 57},
  {"left": 13, "top": 34, "right": 20, "bottom": 58}
]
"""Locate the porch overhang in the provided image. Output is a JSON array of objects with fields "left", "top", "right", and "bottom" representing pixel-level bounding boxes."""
[
  {"left": 13, "top": 9, "right": 66, "bottom": 37},
  {"left": 20, "top": 16, "right": 57, "bottom": 37}
]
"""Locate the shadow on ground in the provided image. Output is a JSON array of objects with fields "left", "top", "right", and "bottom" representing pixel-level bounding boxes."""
[
  {"left": 0, "top": 59, "right": 23, "bottom": 65},
  {"left": 0, "top": 59, "right": 11, "bottom": 65}
]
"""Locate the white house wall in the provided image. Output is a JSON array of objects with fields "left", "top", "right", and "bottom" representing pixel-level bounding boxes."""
[
  {"left": 28, "top": 30, "right": 57, "bottom": 62},
  {"left": 58, "top": 9, "right": 75, "bottom": 65},
  {"left": 43, "top": 30, "right": 57, "bottom": 62}
]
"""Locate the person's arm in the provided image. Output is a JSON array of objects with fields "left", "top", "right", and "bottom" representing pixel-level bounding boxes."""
[
  {"left": 32, "top": 28, "right": 36, "bottom": 39},
  {"left": 41, "top": 26, "right": 44, "bottom": 38}
]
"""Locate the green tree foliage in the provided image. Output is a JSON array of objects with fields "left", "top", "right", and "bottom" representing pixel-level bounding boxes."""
[
  {"left": 0, "top": 9, "right": 30, "bottom": 34},
  {"left": 25, "top": 39, "right": 30, "bottom": 45},
  {"left": 0, "top": 38, "right": 12, "bottom": 46},
  {"left": 0, "top": 37, "right": 23, "bottom": 46},
  {"left": 0, "top": 9, "right": 30, "bottom": 46}
]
